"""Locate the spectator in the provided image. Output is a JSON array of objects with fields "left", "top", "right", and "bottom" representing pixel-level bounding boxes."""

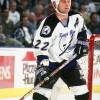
[
  {"left": 28, "top": 12, "right": 37, "bottom": 39},
  {"left": 13, "top": 12, "right": 33, "bottom": 47},
  {"left": 97, "top": 10, "right": 100, "bottom": 23},
  {"left": 14, "top": 26, "right": 32, "bottom": 47},
  {"left": 79, "top": 2, "right": 90, "bottom": 24},
  {"left": 87, "top": 0, "right": 96, "bottom": 15},
  {"left": 71, "top": 0, "right": 79, "bottom": 12},
  {"left": 2, "top": 16, "right": 14, "bottom": 37},
  {"left": 17, "top": 0, "right": 31, "bottom": 18},
  {"left": 87, "top": 12, "right": 100, "bottom": 34},
  {"left": 0, "top": 24, "right": 3, "bottom": 34},
  {"left": 36, "top": 0, "right": 46, "bottom": 6},
  {"left": 0, "top": 9, "right": 13, "bottom": 37},
  {"left": 0, "top": 33, "right": 24, "bottom": 47},
  {"left": 45, "top": 2, "right": 55, "bottom": 15},
  {"left": 0, "top": 0, "right": 10, "bottom": 12},
  {"left": 29, "top": 0, "right": 36, "bottom": 8},
  {"left": 0, "top": 33, "right": 6, "bottom": 46},
  {"left": 6, "top": 0, "right": 20, "bottom": 25},
  {"left": 75, "top": 0, "right": 85, "bottom": 5},
  {"left": 0, "top": 24, "right": 6, "bottom": 46},
  {"left": 0, "top": 24, "right": 23, "bottom": 47},
  {"left": 6, "top": 37, "right": 24, "bottom": 47},
  {"left": 0, "top": 0, "right": 10, "bottom": 24},
  {"left": 75, "top": 0, "right": 92, "bottom": 6},
  {"left": 34, "top": 4, "right": 45, "bottom": 28}
]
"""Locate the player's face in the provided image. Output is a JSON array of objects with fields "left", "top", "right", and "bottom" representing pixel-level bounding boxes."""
[{"left": 57, "top": 0, "right": 71, "bottom": 14}]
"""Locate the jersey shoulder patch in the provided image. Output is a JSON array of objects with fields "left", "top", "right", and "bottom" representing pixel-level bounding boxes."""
[{"left": 40, "top": 14, "right": 59, "bottom": 37}]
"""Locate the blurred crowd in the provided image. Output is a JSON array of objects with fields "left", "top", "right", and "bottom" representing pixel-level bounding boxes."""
[{"left": 0, "top": 0, "right": 100, "bottom": 47}]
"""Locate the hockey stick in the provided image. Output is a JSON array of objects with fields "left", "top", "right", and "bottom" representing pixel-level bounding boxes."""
[{"left": 19, "top": 54, "right": 77, "bottom": 100}]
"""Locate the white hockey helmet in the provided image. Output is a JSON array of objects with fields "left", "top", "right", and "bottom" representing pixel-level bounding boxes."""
[
  {"left": 51, "top": 0, "right": 60, "bottom": 6},
  {"left": 51, "top": 0, "right": 60, "bottom": 9},
  {"left": 51, "top": 0, "right": 68, "bottom": 15}
]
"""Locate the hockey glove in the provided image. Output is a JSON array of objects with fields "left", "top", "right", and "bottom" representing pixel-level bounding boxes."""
[
  {"left": 74, "top": 40, "right": 89, "bottom": 59},
  {"left": 35, "top": 55, "right": 50, "bottom": 82}
]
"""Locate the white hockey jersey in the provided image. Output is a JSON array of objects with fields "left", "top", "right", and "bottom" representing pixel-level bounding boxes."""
[{"left": 33, "top": 11, "right": 88, "bottom": 63}]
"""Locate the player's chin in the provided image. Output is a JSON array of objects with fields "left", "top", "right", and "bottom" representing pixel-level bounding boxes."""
[
  {"left": 63, "top": 9, "right": 70, "bottom": 14},
  {"left": 63, "top": 11, "right": 69, "bottom": 14},
  {"left": 66, "top": 9, "right": 70, "bottom": 12}
]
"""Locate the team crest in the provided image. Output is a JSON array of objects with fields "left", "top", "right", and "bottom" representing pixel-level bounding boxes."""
[
  {"left": 41, "top": 25, "right": 51, "bottom": 36},
  {"left": 59, "top": 30, "right": 75, "bottom": 55},
  {"left": 59, "top": 34, "right": 72, "bottom": 52}
]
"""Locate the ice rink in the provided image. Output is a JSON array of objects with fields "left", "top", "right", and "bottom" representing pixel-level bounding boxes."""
[
  {"left": 0, "top": 79, "right": 100, "bottom": 100},
  {"left": 0, "top": 93, "right": 100, "bottom": 100}
]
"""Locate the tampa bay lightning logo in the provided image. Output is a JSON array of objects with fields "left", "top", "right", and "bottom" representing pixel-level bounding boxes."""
[
  {"left": 41, "top": 25, "right": 51, "bottom": 35},
  {"left": 59, "top": 30, "right": 75, "bottom": 56}
]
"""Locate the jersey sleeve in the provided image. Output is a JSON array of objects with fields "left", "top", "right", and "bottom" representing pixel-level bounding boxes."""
[{"left": 77, "top": 15, "right": 91, "bottom": 40}]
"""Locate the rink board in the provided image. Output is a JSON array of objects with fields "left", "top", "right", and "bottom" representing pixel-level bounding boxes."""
[{"left": 0, "top": 48, "right": 100, "bottom": 99}]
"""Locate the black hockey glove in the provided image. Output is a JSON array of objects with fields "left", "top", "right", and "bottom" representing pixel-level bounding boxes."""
[
  {"left": 35, "top": 55, "right": 50, "bottom": 82},
  {"left": 74, "top": 40, "right": 89, "bottom": 59},
  {"left": 74, "top": 30, "right": 89, "bottom": 59}
]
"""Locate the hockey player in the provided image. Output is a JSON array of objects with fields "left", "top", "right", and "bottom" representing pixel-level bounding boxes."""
[{"left": 33, "top": 0, "right": 89, "bottom": 100}]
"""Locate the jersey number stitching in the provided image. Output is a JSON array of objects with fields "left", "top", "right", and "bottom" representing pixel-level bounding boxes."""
[{"left": 34, "top": 40, "right": 49, "bottom": 50}]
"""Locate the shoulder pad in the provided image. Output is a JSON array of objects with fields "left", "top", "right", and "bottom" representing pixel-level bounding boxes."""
[{"left": 40, "top": 14, "right": 59, "bottom": 37}]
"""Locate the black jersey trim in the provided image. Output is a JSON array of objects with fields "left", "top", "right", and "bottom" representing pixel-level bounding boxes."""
[
  {"left": 68, "top": 10, "right": 80, "bottom": 16},
  {"left": 40, "top": 14, "right": 59, "bottom": 37}
]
